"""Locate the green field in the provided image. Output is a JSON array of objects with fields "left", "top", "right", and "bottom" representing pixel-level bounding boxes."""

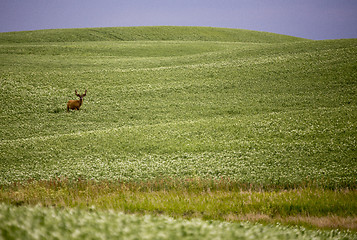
[{"left": 0, "top": 26, "right": 356, "bottom": 239}]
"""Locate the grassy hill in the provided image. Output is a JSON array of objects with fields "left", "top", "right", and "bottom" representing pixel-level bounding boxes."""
[
  {"left": 0, "top": 26, "right": 308, "bottom": 43},
  {"left": 0, "top": 27, "right": 356, "bottom": 238}
]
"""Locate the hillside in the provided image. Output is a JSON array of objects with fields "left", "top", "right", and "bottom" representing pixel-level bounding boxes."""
[
  {"left": 0, "top": 26, "right": 356, "bottom": 186},
  {"left": 0, "top": 26, "right": 308, "bottom": 43},
  {"left": 0, "top": 27, "right": 356, "bottom": 238}
]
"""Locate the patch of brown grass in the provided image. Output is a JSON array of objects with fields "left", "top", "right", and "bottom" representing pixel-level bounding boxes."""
[{"left": 223, "top": 214, "right": 357, "bottom": 231}]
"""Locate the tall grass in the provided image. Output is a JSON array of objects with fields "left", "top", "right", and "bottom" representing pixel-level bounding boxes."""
[{"left": 1, "top": 179, "right": 356, "bottom": 230}]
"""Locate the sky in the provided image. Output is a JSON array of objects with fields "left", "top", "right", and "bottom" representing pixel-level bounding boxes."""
[{"left": 1, "top": 0, "right": 357, "bottom": 40}]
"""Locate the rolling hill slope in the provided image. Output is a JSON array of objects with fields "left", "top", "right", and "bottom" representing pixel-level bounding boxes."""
[
  {"left": 0, "top": 26, "right": 356, "bottom": 187},
  {"left": 0, "top": 26, "right": 357, "bottom": 238},
  {"left": 0, "top": 26, "right": 308, "bottom": 43}
]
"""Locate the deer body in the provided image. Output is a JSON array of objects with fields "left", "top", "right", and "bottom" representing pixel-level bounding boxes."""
[{"left": 67, "top": 90, "right": 87, "bottom": 112}]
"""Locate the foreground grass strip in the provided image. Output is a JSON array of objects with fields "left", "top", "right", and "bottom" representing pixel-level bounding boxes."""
[
  {"left": 1, "top": 179, "right": 356, "bottom": 231},
  {"left": 1, "top": 203, "right": 355, "bottom": 240}
]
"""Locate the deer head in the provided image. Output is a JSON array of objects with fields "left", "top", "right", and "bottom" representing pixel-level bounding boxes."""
[
  {"left": 67, "top": 89, "right": 87, "bottom": 112},
  {"left": 75, "top": 89, "right": 87, "bottom": 101}
]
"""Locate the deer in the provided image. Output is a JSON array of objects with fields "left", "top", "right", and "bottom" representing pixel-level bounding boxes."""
[{"left": 67, "top": 90, "right": 87, "bottom": 112}]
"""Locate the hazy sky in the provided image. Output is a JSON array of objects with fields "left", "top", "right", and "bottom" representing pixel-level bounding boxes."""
[{"left": 1, "top": 0, "right": 357, "bottom": 40}]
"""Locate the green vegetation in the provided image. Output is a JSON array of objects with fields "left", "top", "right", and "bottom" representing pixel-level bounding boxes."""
[
  {"left": 1, "top": 179, "right": 356, "bottom": 231},
  {"left": 0, "top": 26, "right": 356, "bottom": 239},
  {"left": 2, "top": 203, "right": 355, "bottom": 240},
  {"left": 1, "top": 36, "right": 356, "bottom": 188}
]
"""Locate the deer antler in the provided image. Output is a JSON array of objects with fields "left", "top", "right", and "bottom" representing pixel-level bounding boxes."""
[
  {"left": 75, "top": 90, "right": 80, "bottom": 97},
  {"left": 83, "top": 90, "right": 87, "bottom": 96}
]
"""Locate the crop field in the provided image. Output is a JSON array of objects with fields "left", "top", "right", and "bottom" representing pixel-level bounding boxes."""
[{"left": 0, "top": 26, "right": 357, "bottom": 239}]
